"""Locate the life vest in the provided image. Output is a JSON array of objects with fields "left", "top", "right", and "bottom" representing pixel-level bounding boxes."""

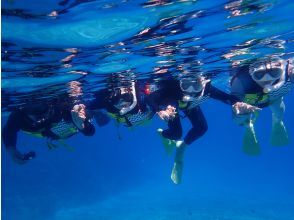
[
  {"left": 49, "top": 120, "right": 78, "bottom": 139},
  {"left": 243, "top": 93, "right": 269, "bottom": 106},
  {"left": 108, "top": 108, "right": 153, "bottom": 127}
]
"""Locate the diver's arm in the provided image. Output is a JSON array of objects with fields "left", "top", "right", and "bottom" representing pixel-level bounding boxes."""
[
  {"left": 208, "top": 84, "right": 240, "bottom": 105},
  {"left": 230, "top": 76, "right": 246, "bottom": 101},
  {"left": 88, "top": 89, "right": 110, "bottom": 110},
  {"left": 71, "top": 104, "right": 95, "bottom": 136},
  {"left": 145, "top": 90, "right": 163, "bottom": 112},
  {"left": 80, "top": 120, "right": 95, "bottom": 136},
  {"left": 2, "top": 111, "right": 36, "bottom": 164},
  {"left": 288, "top": 59, "right": 294, "bottom": 83},
  {"left": 145, "top": 80, "right": 178, "bottom": 112}
]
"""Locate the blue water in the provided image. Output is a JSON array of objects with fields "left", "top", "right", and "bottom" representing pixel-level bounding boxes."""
[{"left": 2, "top": 0, "right": 294, "bottom": 219}]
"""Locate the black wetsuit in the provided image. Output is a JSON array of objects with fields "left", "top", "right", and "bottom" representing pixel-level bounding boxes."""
[
  {"left": 147, "top": 79, "right": 239, "bottom": 145},
  {"left": 2, "top": 103, "right": 94, "bottom": 163}
]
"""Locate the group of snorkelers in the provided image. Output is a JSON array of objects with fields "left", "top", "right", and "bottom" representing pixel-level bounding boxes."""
[{"left": 3, "top": 56, "right": 293, "bottom": 184}]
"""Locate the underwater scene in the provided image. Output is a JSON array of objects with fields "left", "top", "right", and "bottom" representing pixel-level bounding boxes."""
[{"left": 1, "top": 0, "right": 294, "bottom": 219}]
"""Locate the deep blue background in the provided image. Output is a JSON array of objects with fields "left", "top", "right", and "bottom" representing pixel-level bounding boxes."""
[
  {"left": 2, "top": 91, "right": 294, "bottom": 220},
  {"left": 1, "top": 0, "right": 294, "bottom": 219}
]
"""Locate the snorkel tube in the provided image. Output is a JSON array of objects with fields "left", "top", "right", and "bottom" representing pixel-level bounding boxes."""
[{"left": 119, "top": 81, "right": 137, "bottom": 115}]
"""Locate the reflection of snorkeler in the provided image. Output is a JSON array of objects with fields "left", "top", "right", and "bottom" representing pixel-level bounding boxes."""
[
  {"left": 2, "top": 100, "right": 95, "bottom": 164},
  {"left": 147, "top": 76, "right": 240, "bottom": 184},
  {"left": 231, "top": 57, "right": 293, "bottom": 155}
]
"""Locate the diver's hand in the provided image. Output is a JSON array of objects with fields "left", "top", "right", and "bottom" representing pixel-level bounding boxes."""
[
  {"left": 71, "top": 104, "right": 86, "bottom": 129},
  {"left": 11, "top": 150, "right": 36, "bottom": 165},
  {"left": 288, "top": 60, "right": 294, "bottom": 83},
  {"left": 158, "top": 105, "right": 177, "bottom": 121},
  {"left": 232, "top": 102, "right": 261, "bottom": 115},
  {"left": 23, "top": 151, "right": 36, "bottom": 161}
]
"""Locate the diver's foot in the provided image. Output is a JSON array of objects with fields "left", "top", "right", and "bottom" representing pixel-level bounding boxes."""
[
  {"left": 243, "top": 125, "right": 261, "bottom": 156},
  {"left": 271, "top": 120, "right": 289, "bottom": 146},
  {"left": 175, "top": 140, "right": 186, "bottom": 148},
  {"left": 157, "top": 128, "right": 176, "bottom": 155},
  {"left": 171, "top": 161, "right": 183, "bottom": 184}
]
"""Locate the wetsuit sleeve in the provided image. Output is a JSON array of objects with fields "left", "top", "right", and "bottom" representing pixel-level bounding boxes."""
[
  {"left": 146, "top": 80, "right": 181, "bottom": 112},
  {"left": 88, "top": 89, "right": 110, "bottom": 110},
  {"left": 145, "top": 90, "right": 163, "bottom": 112},
  {"left": 208, "top": 84, "right": 240, "bottom": 105},
  {"left": 230, "top": 76, "right": 246, "bottom": 101},
  {"left": 80, "top": 120, "right": 95, "bottom": 136},
  {"left": 2, "top": 111, "right": 23, "bottom": 149}
]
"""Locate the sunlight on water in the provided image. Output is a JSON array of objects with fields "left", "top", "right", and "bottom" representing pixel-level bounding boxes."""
[
  {"left": 2, "top": 0, "right": 293, "bottom": 109},
  {"left": 1, "top": 1, "right": 294, "bottom": 220}
]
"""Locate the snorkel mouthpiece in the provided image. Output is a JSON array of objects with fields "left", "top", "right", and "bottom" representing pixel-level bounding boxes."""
[{"left": 119, "top": 82, "right": 137, "bottom": 115}]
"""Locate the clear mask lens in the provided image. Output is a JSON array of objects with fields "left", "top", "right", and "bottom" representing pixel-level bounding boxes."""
[
  {"left": 252, "top": 68, "right": 282, "bottom": 81},
  {"left": 180, "top": 79, "right": 202, "bottom": 93}
]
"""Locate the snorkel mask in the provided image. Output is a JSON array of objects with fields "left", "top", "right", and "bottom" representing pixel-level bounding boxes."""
[
  {"left": 112, "top": 82, "right": 137, "bottom": 115},
  {"left": 180, "top": 76, "right": 210, "bottom": 102},
  {"left": 113, "top": 93, "right": 133, "bottom": 109},
  {"left": 180, "top": 77, "right": 204, "bottom": 93},
  {"left": 249, "top": 58, "right": 286, "bottom": 92}
]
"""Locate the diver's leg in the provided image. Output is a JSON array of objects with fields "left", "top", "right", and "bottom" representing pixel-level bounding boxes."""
[
  {"left": 171, "top": 107, "right": 208, "bottom": 184},
  {"left": 162, "top": 114, "right": 182, "bottom": 140},
  {"left": 184, "top": 106, "right": 208, "bottom": 145},
  {"left": 269, "top": 97, "right": 289, "bottom": 146},
  {"left": 3, "top": 111, "right": 35, "bottom": 164},
  {"left": 158, "top": 114, "right": 182, "bottom": 155}
]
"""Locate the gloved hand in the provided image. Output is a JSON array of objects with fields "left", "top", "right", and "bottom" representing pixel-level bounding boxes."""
[
  {"left": 11, "top": 150, "right": 36, "bottom": 165},
  {"left": 71, "top": 104, "right": 86, "bottom": 129},
  {"left": 232, "top": 102, "right": 261, "bottom": 115},
  {"left": 232, "top": 102, "right": 261, "bottom": 126},
  {"left": 158, "top": 105, "right": 177, "bottom": 121},
  {"left": 288, "top": 59, "right": 294, "bottom": 83},
  {"left": 23, "top": 151, "right": 36, "bottom": 161}
]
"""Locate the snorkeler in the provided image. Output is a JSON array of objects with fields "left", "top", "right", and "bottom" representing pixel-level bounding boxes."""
[
  {"left": 147, "top": 75, "right": 240, "bottom": 184},
  {"left": 88, "top": 80, "right": 155, "bottom": 128},
  {"left": 231, "top": 57, "right": 293, "bottom": 155},
  {"left": 2, "top": 100, "right": 95, "bottom": 164}
]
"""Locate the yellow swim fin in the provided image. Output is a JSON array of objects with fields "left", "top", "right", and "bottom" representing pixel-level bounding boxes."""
[
  {"left": 271, "top": 120, "right": 289, "bottom": 146},
  {"left": 157, "top": 128, "right": 176, "bottom": 155},
  {"left": 243, "top": 123, "right": 261, "bottom": 156}
]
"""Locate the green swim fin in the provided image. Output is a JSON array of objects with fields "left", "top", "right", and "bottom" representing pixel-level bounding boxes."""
[
  {"left": 243, "top": 123, "right": 261, "bottom": 156},
  {"left": 271, "top": 120, "right": 289, "bottom": 146},
  {"left": 157, "top": 128, "right": 176, "bottom": 155},
  {"left": 171, "top": 161, "right": 183, "bottom": 185},
  {"left": 171, "top": 143, "right": 186, "bottom": 184}
]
